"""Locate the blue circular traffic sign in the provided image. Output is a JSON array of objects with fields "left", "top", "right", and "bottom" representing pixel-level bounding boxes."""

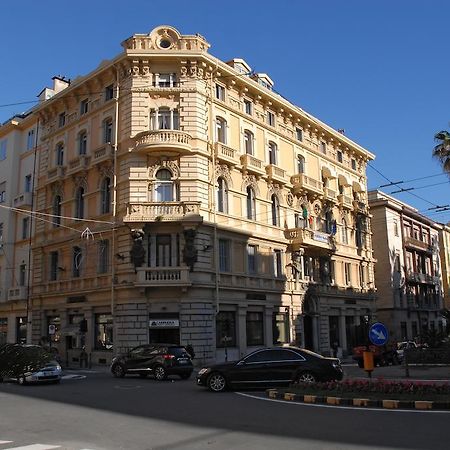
[{"left": 369, "top": 322, "right": 389, "bottom": 346}]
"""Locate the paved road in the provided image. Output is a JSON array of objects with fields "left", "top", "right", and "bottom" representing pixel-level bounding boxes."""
[{"left": 0, "top": 371, "right": 448, "bottom": 450}]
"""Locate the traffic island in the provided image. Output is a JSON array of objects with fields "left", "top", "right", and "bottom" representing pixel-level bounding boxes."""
[{"left": 265, "top": 379, "right": 450, "bottom": 410}]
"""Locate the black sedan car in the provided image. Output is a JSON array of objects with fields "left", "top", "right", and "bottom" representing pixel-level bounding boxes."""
[
  {"left": 111, "top": 344, "right": 193, "bottom": 380},
  {"left": 197, "top": 346, "right": 343, "bottom": 392}
]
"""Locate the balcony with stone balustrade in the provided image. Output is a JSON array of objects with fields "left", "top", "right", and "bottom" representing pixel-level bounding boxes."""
[
  {"left": 290, "top": 173, "right": 323, "bottom": 197},
  {"left": 265, "top": 164, "right": 288, "bottom": 184},
  {"left": 285, "top": 227, "right": 335, "bottom": 252},
  {"left": 337, "top": 194, "right": 353, "bottom": 209},
  {"left": 133, "top": 130, "right": 192, "bottom": 154},
  {"left": 240, "top": 154, "right": 265, "bottom": 176},
  {"left": 135, "top": 266, "right": 191, "bottom": 287},
  {"left": 215, "top": 142, "right": 240, "bottom": 166},
  {"left": 123, "top": 201, "right": 201, "bottom": 223}
]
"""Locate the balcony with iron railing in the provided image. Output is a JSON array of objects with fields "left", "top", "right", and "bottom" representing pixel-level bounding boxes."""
[
  {"left": 123, "top": 201, "right": 201, "bottom": 223},
  {"left": 133, "top": 130, "right": 192, "bottom": 154},
  {"left": 290, "top": 174, "right": 323, "bottom": 197},
  {"left": 135, "top": 266, "right": 191, "bottom": 287},
  {"left": 214, "top": 142, "right": 240, "bottom": 166},
  {"left": 265, "top": 164, "right": 288, "bottom": 184},
  {"left": 240, "top": 154, "right": 265, "bottom": 176}
]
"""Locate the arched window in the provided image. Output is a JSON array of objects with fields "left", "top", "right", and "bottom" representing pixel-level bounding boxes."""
[
  {"left": 216, "top": 117, "right": 227, "bottom": 144},
  {"left": 75, "top": 187, "right": 85, "bottom": 219},
  {"left": 56, "top": 142, "right": 64, "bottom": 166},
  {"left": 342, "top": 219, "right": 348, "bottom": 245},
  {"left": 268, "top": 141, "right": 277, "bottom": 165},
  {"left": 246, "top": 186, "right": 256, "bottom": 220},
  {"left": 100, "top": 177, "right": 111, "bottom": 214},
  {"left": 52, "top": 195, "right": 61, "bottom": 227},
  {"left": 149, "top": 108, "right": 179, "bottom": 130},
  {"left": 103, "top": 118, "right": 113, "bottom": 143},
  {"left": 244, "top": 130, "right": 254, "bottom": 155},
  {"left": 217, "top": 177, "right": 228, "bottom": 213},
  {"left": 78, "top": 131, "right": 87, "bottom": 155},
  {"left": 155, "top": 169, "right": 174, "bottom": 202},
  {"left": 271, "top": 195, "right": 280, "bottom": 226},
  {"left": 72, "top": 246, "right": 82, "bottom": 278},
  {"left": 297, "top": 155, "right": 305, "bottom": 174}
]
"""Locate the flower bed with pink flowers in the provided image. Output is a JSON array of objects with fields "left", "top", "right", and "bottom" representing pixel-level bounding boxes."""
[{"left": 288, "top": 378, "right": 450, "bottom": 401}]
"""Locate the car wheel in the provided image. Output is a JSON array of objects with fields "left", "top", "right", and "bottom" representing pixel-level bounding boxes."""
[
  {"left": 18, "top": 376, "right": 27, "bottom": 386},
  {"left": 111, "top": 364, "right": 126, "bottom": 378},
  {"left": 154, "top": 365, "right": 167, "bottom": 381},
  {"left": 207, "top": 372, "right": 226, "bottom": 392},
  {"left": 180, "top": 373, "right": 191, "bottom": 380},
  {"left": 296, "top": 372, "right": 316, "bottom": 383}
]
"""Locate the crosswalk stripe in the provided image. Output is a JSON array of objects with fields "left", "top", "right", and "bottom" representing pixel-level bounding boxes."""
[{"left": 3, "top": 445, "right": 61, "bottom": 449}]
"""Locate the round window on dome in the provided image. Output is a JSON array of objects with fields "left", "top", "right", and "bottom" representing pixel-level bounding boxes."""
[{"left": 159, "top": 39, "right": 171, "bottom": 49}]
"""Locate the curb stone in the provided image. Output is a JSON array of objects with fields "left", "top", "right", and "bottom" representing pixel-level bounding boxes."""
[{"left": 265, "top": 389, "right": 450, "bottom": 410}]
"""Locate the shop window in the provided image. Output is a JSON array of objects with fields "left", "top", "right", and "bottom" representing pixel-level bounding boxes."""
[
  {"left": 216, "top": 311, "right": 236, "bottom": 348},
  {"left": 95, "top": 314, "right": 113, "bottom": 350},
  {"left": 272, "top": 312, "right": 289, "bottom": 344},
  {"left": 246, "top": 312, "right": 264, "bottom": 346}
]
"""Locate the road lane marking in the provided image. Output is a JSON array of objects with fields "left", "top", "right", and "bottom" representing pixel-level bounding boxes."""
[
  {"left": 235, "top": 392, "right": 450, "bottom": 414},
  {"left": 3, "top": 445, "right": 61, "bottom": 449}
]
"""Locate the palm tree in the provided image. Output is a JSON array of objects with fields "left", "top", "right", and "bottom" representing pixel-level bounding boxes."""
[{"left": 433, "top": 130, "right": 450, "bottom": 175}]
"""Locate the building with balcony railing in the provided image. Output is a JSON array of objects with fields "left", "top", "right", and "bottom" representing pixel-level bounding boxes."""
[
  {"left": 368, "top": 190, "right": 444, "bottom": 342},
  {"left": 1, "top": 26, "right": 377, "bottom": 363}
]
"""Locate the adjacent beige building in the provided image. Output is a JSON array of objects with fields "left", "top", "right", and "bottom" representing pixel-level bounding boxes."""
[
  {"left": 439, "top": 223, "right": 450, "bottom": 310},
  {"left": 0, "top": 26, "right": 377, "bottom": 364},
  {"left": 368, "top": 190, "right": 444, "bottom": 341}
]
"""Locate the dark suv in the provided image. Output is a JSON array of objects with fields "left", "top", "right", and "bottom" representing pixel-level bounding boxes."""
[{"left": 111, "top": 344, "right": 193, "bottom": 380}]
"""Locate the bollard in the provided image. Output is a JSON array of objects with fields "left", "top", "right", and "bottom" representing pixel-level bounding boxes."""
[{"left": 363, "top": 351, "right": 374, "bottom": 379}]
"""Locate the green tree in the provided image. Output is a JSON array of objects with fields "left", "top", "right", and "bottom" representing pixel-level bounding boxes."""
[{"left": 433, "top": 130, "right": 450, "bottom": 175}]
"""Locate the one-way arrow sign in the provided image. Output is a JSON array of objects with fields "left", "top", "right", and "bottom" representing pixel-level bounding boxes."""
[{"left": 369, "top": 322, "right": 389, "bottom": 346}]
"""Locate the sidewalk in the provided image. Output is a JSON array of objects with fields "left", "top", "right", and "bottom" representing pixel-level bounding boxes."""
[{"left": 343, "top": 363, "right": 450, "bottom": 381}]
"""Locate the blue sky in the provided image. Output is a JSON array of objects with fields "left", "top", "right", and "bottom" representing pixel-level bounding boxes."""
[{"left": 1, "top": 0, "right": 449, "bottom": 222}]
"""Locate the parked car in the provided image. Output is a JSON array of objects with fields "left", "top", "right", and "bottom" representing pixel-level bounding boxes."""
[
  {"left": 111, "top": 344, "right": 193, "bottom": 380},
  {"left": 396, "top": 341, "right": 419, "bottom": 362},
  {"left": 196, "top": 346, "right": 343, "bottom": 392},
  {"left": 0, "top": 343, "right": 62, "bottom": 385}
]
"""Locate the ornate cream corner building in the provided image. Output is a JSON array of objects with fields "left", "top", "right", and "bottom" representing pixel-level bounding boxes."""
[
  {"left": 368, "top": 190, "right": 445, "bottom": 341},
  {"left": 1, "top": 26, "right": 378, "bottom": 364}
]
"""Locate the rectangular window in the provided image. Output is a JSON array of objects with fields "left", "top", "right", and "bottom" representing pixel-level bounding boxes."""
[
  {"left": 219, "top": 239, "right": 231, "bottom": 272},
  {"left": 272, "top": 312, "right": 289, "bottom": 344},
  {"left": 22, "top": 217, "right": 29, "bottom": 239},
  {"left": 80, "top": 99, "right": 89, "bottom": 115},
  {"left": 247, "top": 244, "right": 257, "bottom": 274},
  {"left": 158, "top": 73, "right": 176, "bottom": 87},
  {"left": 0, "top": 190, "right": 6, "bottom": 203},
  {"left": 216, "top": 311, "right": 236, "bottom": 348},
  {"left": 267, "top": 111, "right": 275, "bottom": 126},
  {"left": 337, "top": 150, "right": 343, "bottom": 163},
  {"left": 351, "top": 158, "right": 357, "bottom": 170},
  {"left": 359, "top": 264, "right": 365, "bottom": 286},
  {"left": 0, "top": 140, "right": 7, "bottom": 160},
  {"left": 19, "top": 263, "right": 26, "bottom": 286},
  {"left": 95, "top": 314, "right": 113, "bottom": 350},
  {"left": 296, "top": 127, "right": 303, "bottom": 142},
  {"left": 104, "top": 119, "right": 113, "bottom": 143},
  {"left": 246, "top": 312, "right": 264, "bottom": 346},
  {"left": 156, "top": 235, "right": 172, "bottom": 267},
  {"left": 273, "top": 250, "right": 282, "bottom": 278},
  {"left": 105, "top": 84, "right": 114, "bottom": 101},
  {"left": 215, "top": 84, "right": 225, "bottom": 101},
  {"left": 0, "top": 317, "right": 7, "bottom": 345},
  {"left": 244, "top": 99, "right": 252, "bottom": 115},
  {"left": 344, "top": 262, "right": 351, "bottom": 285},
  {"left": 50, "top": 251, "right": 58, "bottom": 281},
  {"left": 98, "top": 239, "right": 109, "bottom": 274},
  {"left": 25, "top": 174, "right": 32, "bottom": 193},
  {"left": 27, "top": 129, "right": 35, "bottom": 150},
  {"left": 320, "top": 141, "right": 327, "bottom": 154},
  {"left": 58, "top": 112, "right": 66, "bottom": 128}
]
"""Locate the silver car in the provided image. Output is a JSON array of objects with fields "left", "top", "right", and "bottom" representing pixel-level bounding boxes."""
[{"left": 17, "top": 360, "right": 62, "bottom": 385}]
